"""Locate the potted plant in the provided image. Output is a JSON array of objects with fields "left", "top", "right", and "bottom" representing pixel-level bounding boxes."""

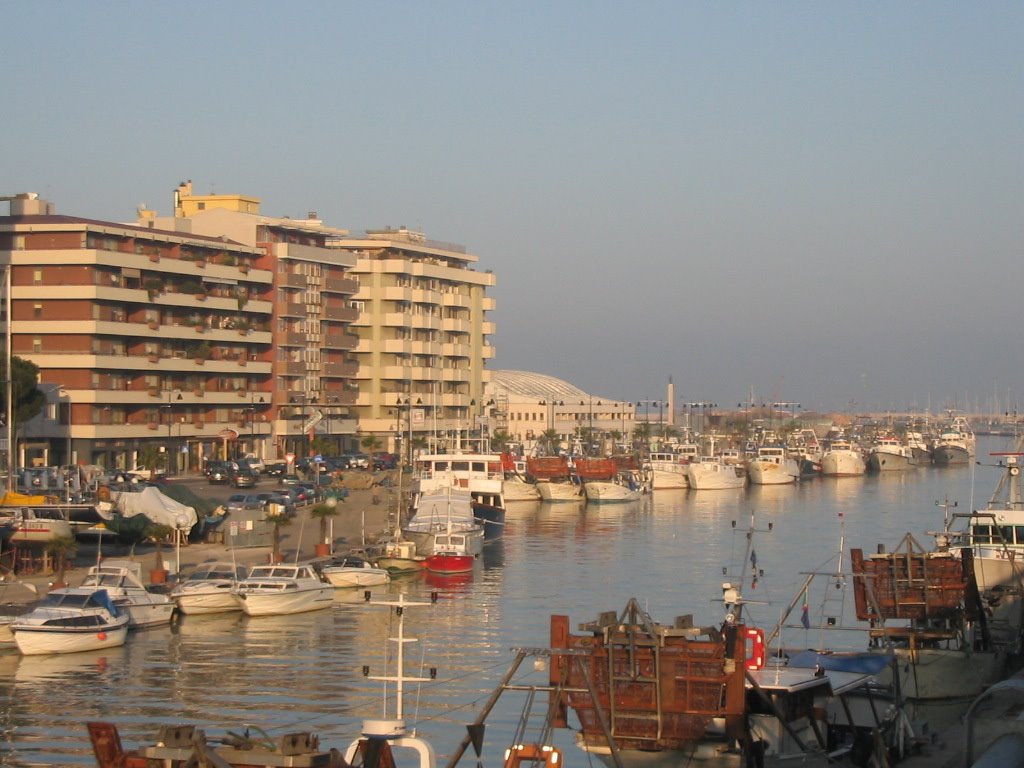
[
  {"left": 144, "top": 277, "right": 164, "bottom": 300},
  {"left": 310, "top": 498, "right": 341, "bottom": 557},
  {"left": 46, "top": 535, "right": 78, "bottom": 588},
  {"left": 266, "top": 505, "right": 291, "bottom": 563},
  {"left": 147, "top": 522, "right": 174, "bottom": 584}
]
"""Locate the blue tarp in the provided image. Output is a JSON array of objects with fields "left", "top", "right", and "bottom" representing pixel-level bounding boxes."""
[{"left": 787, "top": 649, "right": 892, "bottom": 676}]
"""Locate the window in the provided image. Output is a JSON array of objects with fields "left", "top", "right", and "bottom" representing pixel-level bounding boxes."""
[
  {"left": 32, "top": 304, "right": 42, "bottom": 318},
  {"left": 32, "top": 337, "right": 42, "bottom": 353}
]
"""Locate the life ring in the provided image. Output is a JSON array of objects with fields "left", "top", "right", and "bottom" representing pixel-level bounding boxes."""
[
  {"left": 504, "top": 743, "right": 562, "bottom": 768},
  {"left": 744, "top": 627, "right": 766, "bottom": 670}
]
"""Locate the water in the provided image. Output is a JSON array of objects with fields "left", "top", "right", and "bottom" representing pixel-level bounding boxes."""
[{"left": 0, "top": 436, "right": 1014, "bottom": 766}]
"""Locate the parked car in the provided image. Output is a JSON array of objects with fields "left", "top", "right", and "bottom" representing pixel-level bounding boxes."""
[
  {"left": 278, "top": 473, "right": 301, "bottom": 487},
  {"left": 242, "top": 455, "right": 266, "bottom": 474},
  {"left": 230, "top": 469, "right": 257, "bottom": 488},
  {"left": 225, "top": 493, "right": 262, "bottom": 513},
  {"left": 207, "top": 462, "right": 230, "bottom": 484},
  {"left": 342, "top": 453, "right": 370, "bottom": 470},
  {"left": 372, "top": 452, "right": 398, "bottom": 471},
  {"left": 265, "top": 461, "right": 288, "bottom": 478}
]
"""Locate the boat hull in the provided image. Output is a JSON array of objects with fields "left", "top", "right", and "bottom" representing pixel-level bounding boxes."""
[
  {"left": 425, "top": 553, "right": 474, "bottom": 574},
  {"left": 536, "top": 480, "right": 583, "bottom": 502},
  {"left": 867, "top": 450, "right": 917, "bottom": 472},
  {"left": 584, "top": 481, "right": 642, "bottom": 503},
  {"left": 503, "top": 479, "right": 541, "bottom": 502},
  {"left": 747, "top": 459, "right": 799, "bottom": 485},
  {"left": 820, "top": 450, "right": 865, "bottom": 476},
  {"left": 13, "top": 620, "right": 129, "bottom": 656},
  {"left": 174, "top": 587, "right": 241, "bottom": 615},
  {"left": 322, "top": 568, "right": 390, "bottom": 588},
  {"left": 932, "top": 444, "right": 971, "bottom": 466},
  {"left": 686, "top": 465, "right": 745, "bottom": 490},
  {"left": 236, "top": 587, "right": 334, "bottom": 616}
]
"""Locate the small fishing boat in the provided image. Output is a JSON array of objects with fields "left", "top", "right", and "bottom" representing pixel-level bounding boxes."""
[
  {"left": 320, "top": 555, "right": 391, "bottom": 588},
  {"left": 233, "top": 562, "right": 334, "bottom": 617},
  {"left": 746, "top": 445, "right": 800, "bottom": 485},
  {"left": 931, "top": 414, "right": 976, "bottom": 466},
  {"left": 424, "top": 526, "right": 476, "bottom": 574},
  {"left": 12, "top": 588, "right": 128, "bottom": 656},
  {"left": 171, "top": 561, "right": 248, "bottom": 615},
  {"left": 820, "top": 439, "right": 866, "bottom": 477},
  {"left": 647, "top": 450, "right": 689, "bottom": 489},
  {"left": 528, "top": 456, "right": 584, "bottom": 502},
  {"left": 866, "top": 434, "right": 918, "bottom": 472},
  {"left": 686, "top": 455, "right": 746, "bottom": 490},
  {"left": 375, "top": 536, "right": 427, "bottom": 573},
  {"left": 78, "top": 559, "right": 176, "bottom": 628}
]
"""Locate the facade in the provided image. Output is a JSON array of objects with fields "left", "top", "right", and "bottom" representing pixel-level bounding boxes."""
[
  {"left": 485, "top": 370, "right": 636, "bottom": 455},
  {"left": 0, "top": 195, "right": 273, "bottom": 473},
  {"left": 142, "top": 181, "right": 361, "bottom": 459},
  {"left": 328, "top": 227, "right": 496, "bottom": 459}
]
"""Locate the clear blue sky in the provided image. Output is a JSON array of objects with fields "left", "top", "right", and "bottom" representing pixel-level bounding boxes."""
[{"left": 4, "top": 2, "right": 1021, "bottom": 414}]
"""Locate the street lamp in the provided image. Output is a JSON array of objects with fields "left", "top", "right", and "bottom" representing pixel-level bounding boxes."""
[
  {"left": 684, "top": 402, "right": 717, "bottom": 437},
  {"left": 57, "top": 387, "right": 72, "bottom": 502},
  {"left": 249, "top": 394, "right": 266, "bottom": 460},
  {"left": 395, "top": 396, "right": 422, "bottom": 466}
]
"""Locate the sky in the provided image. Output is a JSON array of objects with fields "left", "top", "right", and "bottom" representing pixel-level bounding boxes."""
[{"left": 3, "top": 2, "right": 1022, "bottom": 415}]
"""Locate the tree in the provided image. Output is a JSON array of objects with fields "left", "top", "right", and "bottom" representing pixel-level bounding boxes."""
[
  {"left": 361, "top": 434, "right": 381, "bottom": 453},
  {"left": 540, "top": 428, "right": 560, "bottom": 455},
  {"left": 266, "top": 506, "right": 291, "bottom": 563},
  {"left": 310, "top": 498, "right": 340, "bottom": 548},
  {"left": 490, "top": 429, "right": 512, "bottom": 453},
  {"left": 138, "top": 444, "right": 164, "bottom": 480},
  {"left": 0, "top": 355, "right": 46, "bottom": 441}
]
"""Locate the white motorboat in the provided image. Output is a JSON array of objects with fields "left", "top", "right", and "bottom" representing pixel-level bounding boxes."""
[
  {"left": 746, "top": 445, "right": 800, "bottom": 485},
  {"left": 321, "top": 556, "right": 391, "bottom": 588},
  {"left": 820, "top": 440, "right": 866, "bottom": 476},
  {"left": 11, "top": 588, "right": 129, "bottom": 655},
  {"left": 78, "top": 559, "right": 176, "bottom": 628},
  {"left": 686, "top": 456, "right": 746, "bottom": 490},
  {"left": 402, "top": 487, "right": 484, "bottom": 557},
  {"left": 867, "top": 435, "right": 918, "bottom": 472},
  {"left": 646, "top": 451, "right": 689, "bottom": 489},
  {"left": 932, "top": 415, "right": 976, "bottom": 466},
  {"left": 234, "top": 562, "right": 334, "bottom": 616},
  {"left": 171, "top": 561, "right": 248, "bottom": 615}
]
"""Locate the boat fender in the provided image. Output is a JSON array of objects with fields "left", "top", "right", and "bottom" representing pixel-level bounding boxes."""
[{"left": 744, "top": 627, "right": 766, "bottom": 670}]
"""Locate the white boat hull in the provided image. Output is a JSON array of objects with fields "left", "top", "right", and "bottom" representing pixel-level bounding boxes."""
[
  {"left": 13, "top": 620, "right": 129, "bottom": 656},
  {"left": 503, "top": 478, "right": 541, "bottom": 502},
  {"left": 747, "top": 459, "right": 799, "bottom": 485},
  {"left": 686, "top": 464, "right": 745, "bottom": 490},
  {"left": 536, "top": 480, "right": 584, "bottom": 502},
  {"left": 174, "top": 585, "right": 241, "bottom": 615},
  {"left": 236, "top": 585, "right": 334, "bottom": 616},
  {"left": 821, "top": 450, "right": 866, "bottom": 476},
  {"left": 650, "top": 466, "right": 689, "bottom": 490},
  {"left": 584, "top": 481, "right": 642, "bottom": 503},
  {"left": 322, "top": 568, "right": 390, "bottom": 588},
  {"left": 119, "top": 599, "right": 176, "bottom": 628}
]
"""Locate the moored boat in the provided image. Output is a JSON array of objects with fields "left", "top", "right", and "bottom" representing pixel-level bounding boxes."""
[
  {"left": 686, "top": 456, "right": 746, "bottom": 490},
  {"left": 820, "top": 440, "right": 866, "bottom": 477},
  {"left": 171, "top": 561, "right": 247, "bottom": 615},
  {"left": 320, "top": 555, "right": 391, "bottom": 588},
  {"left": 647, "top": 450, "right": 689, "bottom": 490},
  {"left": 528, "top": 456, "right": 583, "bottom": 502},
  {"left": 866, "top": 435, "right": 918, "bottom": 472},
  {"left": 746, "top": 445, "right": 799, "bottom": 485},
  {"left": 932, "top": 415, "right": 976, "bottom": 466},
  {"left": 402, "top": 486, "right": 484, "bottom": 557},
  {"left": 79, "top": 559, "right": 176, "bottom": 628},
  {"left": 233, "top": 562, "right": 334, "bottom": 616},
  {"left": 12, "top": 588, "right": 128, "bottom": 656},
  {"left": 412, "top": 452, "right": 505, "bottom": 535}
]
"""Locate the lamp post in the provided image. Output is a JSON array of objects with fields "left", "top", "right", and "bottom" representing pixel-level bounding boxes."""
[
  {"left": 249, "top": 394, "right": 266, "bottom": 460},
  {"left": 395, "top": 396, "right": 421, "bottom": 467},
  {"left": 160, "top": 391, "right": 182, "bottom": 476},
  {"left": 684, "top": 402, "right": 717, "bottom": 437},
  {"left": 57, "top": 387, "right": 71, "bottom": 502}
]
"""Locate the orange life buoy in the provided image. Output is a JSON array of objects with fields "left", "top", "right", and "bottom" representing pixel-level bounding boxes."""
[{"left": 744, "top": 627, "right": 766, "bottom": 670}]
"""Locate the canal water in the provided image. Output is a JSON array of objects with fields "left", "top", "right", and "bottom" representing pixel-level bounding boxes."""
[{"left": 0, "top": 435, "right": 1014, "bottom": 766}]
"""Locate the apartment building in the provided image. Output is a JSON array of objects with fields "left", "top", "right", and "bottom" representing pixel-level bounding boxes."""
[
  {"left": 0, "top": 193, "right": 274, "bottom": 473},
  {"left": 141, "top": 182, "right": 360, "bottom": 458},
  {"left": 327, "top": 227, "right": 496, "bottom": 458}
]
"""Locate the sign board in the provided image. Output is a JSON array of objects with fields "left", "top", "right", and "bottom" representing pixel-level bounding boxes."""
[
  {"left": 285, "top": 453, "right": 296, "bottom": 463},
  {"left": 411, "top": 408, "right": 426, "bottom": 426},
  {"left": 314, "top": 454, "right": 323, "bottom": 463}
]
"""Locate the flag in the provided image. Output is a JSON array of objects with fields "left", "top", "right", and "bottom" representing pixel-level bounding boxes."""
[
  {"left": 750, "top": 549, "right": 757, "bottom": 569},
  {"left": 801, "top": 588, "right": 810, "bottom": 629}
]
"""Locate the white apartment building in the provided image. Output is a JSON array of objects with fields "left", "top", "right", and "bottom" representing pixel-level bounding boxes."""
[{"left": 328, "top": 227, "right": 495, "bottom": 458}]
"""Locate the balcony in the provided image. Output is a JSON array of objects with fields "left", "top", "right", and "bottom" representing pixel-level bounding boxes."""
[
  {"left": 323, "top": 277, "right": 359, "bottom": 295},
  {"left": 442, "top": 292, "right": 470, "bottom": 308},
  {"left": 324, "top": 305, "right": 358, "bottom": 323},
  {"left": 281, "top": 361, "right": 307, "bottom": 376},
  {"left": 323, "top": 360, "right": 359, "bottom": 377},
  {"left": 279, "top": 302, "right": 306, "bottom": 318},
  {"left": 442, "top": 317, "right": 470, "bottom": 333},
  {"left": 442, "top": 342, "right": 471, "bottom": 358},
  {"left": 277, "top": 331, "right": 308, "bottom": 347},
  {"left": 281, "top": 273, "right": 307, "bottom": 289},
  {"left": 321, "top": 332, "right": 358, "bottom": 351}
]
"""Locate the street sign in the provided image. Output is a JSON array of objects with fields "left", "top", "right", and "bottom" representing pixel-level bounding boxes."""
[{"left": 314, "top": 454, "right": 323, "bottom": 463}]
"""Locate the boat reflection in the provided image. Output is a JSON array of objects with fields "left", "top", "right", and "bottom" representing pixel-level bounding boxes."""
[{"left": 14, "top": 646, "right": 126, "bottom": 686}]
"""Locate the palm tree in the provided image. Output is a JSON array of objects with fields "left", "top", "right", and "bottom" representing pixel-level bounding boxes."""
[
  {"left": 46, "top": 535, "right": 78, "bottom": 586},
  {"left": 310, "top": 498, "right": 340, "bottom": 554},
  {"left": 267, "top": 506, "right": 291, "bottom": 563},
  {"left": 541, "top": 428, "right": 560, "bottom": 455}
]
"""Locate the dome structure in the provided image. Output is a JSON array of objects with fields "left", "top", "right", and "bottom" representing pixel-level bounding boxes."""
[{"left": 488, "top": 370, "right": 596, "bottom": 402}]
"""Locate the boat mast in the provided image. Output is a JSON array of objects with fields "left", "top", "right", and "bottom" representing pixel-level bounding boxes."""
[{"left": 5, "top": 262, "right": 12, "bottom": 494}]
